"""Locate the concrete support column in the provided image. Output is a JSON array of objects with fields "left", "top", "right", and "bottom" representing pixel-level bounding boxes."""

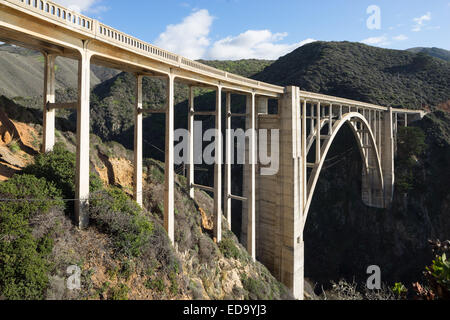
[
  {"left": 315, "top": 102, "right": 321, "bottom": 163},
  {"left": 328, "top": 104, "right": 333, "bottom": 135},
  {"left": 382, "top": 107, "right": 395, "bottom": 207},
  {"left": 279, "top": 86, "right": 304, "bottom": 299},
  {"left": 188, "top": 86, "right": 195, "bottom": 199},
  {"left": 75, "top": 50, "right": 91, "bottom": 229},
  {"left": 165, "top": 74, "right": 175, "bottom": 243},
  {"left": 214, "top": 86, "right": 223, "bottom": 242},
  {"left": 42, "top": 53, "right": 56, "bottom": 153},
  {"left": 378, "top": 111, "right": 382, "bottom": 156},
  {"left": 247, "top": 92, "right": 256, "bottom": 259},
  {"left": 134, "top": 75, "right": 143, "bottom": 207},
  {"left": 301, "top": 100, "right": 307, "bottom": 225},
  {"left": 394, "top": 112, "right": 398, "bottom": 156},
  {"left": 224, "top": 92, "right": 232, "bottom": 225}
]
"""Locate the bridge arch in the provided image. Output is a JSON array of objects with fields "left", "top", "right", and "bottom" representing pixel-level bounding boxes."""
[{"left": 303, "top": 112, "right": 384, "bottom": 224}]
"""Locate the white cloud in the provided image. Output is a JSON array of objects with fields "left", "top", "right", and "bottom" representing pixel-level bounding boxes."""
[
  {"left": 154, "top": 9, "right": 314, "bottom": 60},
  {"left": 53, "top": 0, "right": 105, "bottom": 13},
  {"left": 393, "top": 34, "right": 408, "bottom": 41},
  {"left": 154, "top": 9, "right": 214, "bottom": 60},
  {"left": 207, "top": 30, "right": 315, "bottom": 60},
  {"left": 412, "top": 12, "right": 431, "bottom": 32},
  {"left": 361, "top": 35, "right": 390, "bottom": 46}
]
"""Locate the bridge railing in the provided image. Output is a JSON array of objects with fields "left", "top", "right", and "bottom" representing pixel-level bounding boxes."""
[
  {"left": 13, "top": 0, "right": 94, "bottom": 32},
  {"left": 96, "top": 22, "right": 180, "bottom": 64},
  {"left": 299, "top": 91, "right": 389, "bottom": 111}
]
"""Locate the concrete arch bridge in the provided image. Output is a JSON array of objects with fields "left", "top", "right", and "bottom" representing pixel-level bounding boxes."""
[{"left": 0, "top": 0, "right": 425, "bottom": 299}]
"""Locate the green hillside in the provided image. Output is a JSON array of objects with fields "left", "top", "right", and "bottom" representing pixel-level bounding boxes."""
[
  {"left": 199, "top": 59, "right": 274, "bottom": 78},
  {"left": 253, "top": 41, "right": 450, "bottom": 109}
]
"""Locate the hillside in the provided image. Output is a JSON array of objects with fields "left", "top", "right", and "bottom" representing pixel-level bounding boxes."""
[
  {"left": 253, "top": 41, "right": 450, "bottom": 110},
  {"left": 198, "top": 59, "right": 274, "bottom": 78},
  {"left": 0, "top": 96, "right": 292, "bottom": 300},
  {"left": 407, "top": 47, "right": 450, "bottom": 62},
  {"left": 0, "top": 44, "right": 120, "bottom": 98}
]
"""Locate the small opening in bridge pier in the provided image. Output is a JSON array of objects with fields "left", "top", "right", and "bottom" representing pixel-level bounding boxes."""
[{"left": 267, "top": 98, "right": 278, "bottom": 115}]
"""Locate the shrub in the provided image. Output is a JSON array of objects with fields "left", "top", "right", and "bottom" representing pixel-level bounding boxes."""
[
  {"left": 219, "top": 238, "right": 241, "bottom": 260},
  {"left": 89, "top": 188, "right": 154, "bottom": 258},
  {"left": 0, "top": 217, "right": 50, "bottom": 300},
  {"left": 425, "top": 254, "right": 450, "bottom": 299},
  {"left": 0, "top": 174, "right": 63, "bottom": 219},
  {"left": 23, "top": 143, "right": 103, "bottom": 200},
  {"left": 241, "top": 274, "right": 270, "bottom": 300},
  {"left": 109, "top": 283, "right": 129, "bottom": 300},
  {"left": 145, "top": 277, "right": 165, "bottom": 292},
  {"left": 0, "top": 175, "right": 63, "bottom": 300},
  {"left": 8, "top": 140, "right": 20, "bottom": 153},
  {"left": 392, "top": 282, "right": 408, "bottom": 299}
]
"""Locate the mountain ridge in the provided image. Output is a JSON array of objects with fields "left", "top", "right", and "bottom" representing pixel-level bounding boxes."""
[
  {"left": 253, "top": 41, "right": 450, "bottom": 110},
  {"left": 407, "top": 47, "right": 450, "bottom": 62}
]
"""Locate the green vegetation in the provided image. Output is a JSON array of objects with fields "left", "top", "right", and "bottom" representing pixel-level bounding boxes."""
[
  {"left": 109, "top": 283, "right": 130, "bottom": 300},
  {"left": 145, "top": 277, "right": 165, "bottom": 292},
  {"left": 89, "top": 187, "right": 153, "bottom": 258},
  {"left": 0, "top": 175, "right": 63, "bottom": 300},
  {"left": 23, "top": 143, "right": 103, "bottom": 200},
  {"left": 198, "top": 59, "right": 274, "bottom": 78},
  {"left": 8, "top": 140, "right": 20, "bottom": 153},
  {"left": 240, "top": 272, "right": 285, "bottom": 300},
  {"left": 412, "top": 240, "right": 450, "bottom": 300},
  {"left": 395, "top": 126, "right": 426, "bottom": 193},
  {"left": 392, "top": 282, "right": 408, "bottom": 298},
  {"left": 218, "top": 235, "right": 242, "bottom": 260},
  {"left": 426, "top": 254, "right": 450, "bottom": 294}
]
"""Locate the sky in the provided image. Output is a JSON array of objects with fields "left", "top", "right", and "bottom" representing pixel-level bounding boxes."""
[{"left": 54, "top": 0, "right": 450, "bottom": 60}]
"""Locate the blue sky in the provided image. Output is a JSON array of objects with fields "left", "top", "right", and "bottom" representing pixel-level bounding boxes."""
[{"left": 56, "top": 0, "right": 450, "bottom": 60}]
